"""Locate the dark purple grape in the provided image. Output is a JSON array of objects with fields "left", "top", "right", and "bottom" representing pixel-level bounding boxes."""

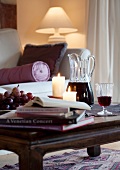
[
  {"left": 27, "top": 92, "right": 33, "bottom": 100},
  {"left": 10, "top": 105, "right": 16, "bottom": 110},
  {"left": 13, "top": 96, "right": 21, "bottom": 103},
  {"left": 11, "top": 103, "right": 20, "bottom": 110},
  {"left": 20, "top": 90, "right": 25, "bottom": 96},
  {"left": 4, "top": 98, "right": 13, "bottom": 105},
  {"left": 10, "top": 94, "right": 15, "bottom": 99},
  {"left": 0, "top": 100, "right": 3, "bottom": 105},
  {"left": 0, "top": 93, "right": 4, "bottom": 101},
  {"left": 4, "top": 91, "right": 11, "bottom": 98},
  {"left": 21, "top": 94, "right": 28, "bottom": 103},
  {"left": 0, "top": 85, "right": 34, "bottom": 110},
  {"left": 1, "top": 104, "right": 10, "bottom": 110}
]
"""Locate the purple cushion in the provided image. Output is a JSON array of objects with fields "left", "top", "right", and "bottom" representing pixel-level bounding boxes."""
[
  {"left": 17, "top": 43, "right": 68, "bottom": 77},
  {"left": 0, "top": 61, "right": 50, "bottom": 85}
]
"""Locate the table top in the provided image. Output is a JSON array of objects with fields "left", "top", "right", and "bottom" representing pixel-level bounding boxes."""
[
  {"left": 0, "top": 105, "right": 120, "bottom": 141},
  {"left": 0, "top": 104, "right": 120, "bottom": 142}
]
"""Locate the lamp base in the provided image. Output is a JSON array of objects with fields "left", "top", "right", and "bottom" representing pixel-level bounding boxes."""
[{"left": 48, "top": 35, "right": 66, "bottom": 43}]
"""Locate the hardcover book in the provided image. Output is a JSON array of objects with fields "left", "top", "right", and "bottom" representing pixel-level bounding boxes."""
[
  {"left": 35, "top": 116, "right": 94, "bottom": 131},
  {"left": 16, "top": 110, "right": 86, "bottom": 125},
  {"left": 0, "top": 116, "right": 94, "bottom": 131},
  {"left": 16, "top": 111, "right": 72, "bottom": 118},
  {"left": 16, "top": 105, "right": 68, "bottom": 112},
  {"left": 0, "top": 102, "right": 93, "bottom": 131},
  {"left": 16, "top": 105, "right": 69, "bottom": 116}
]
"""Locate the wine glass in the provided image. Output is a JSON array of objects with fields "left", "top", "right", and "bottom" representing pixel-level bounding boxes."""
[{"left": 95, "top": 83, "right": 114, "bottom": 116}]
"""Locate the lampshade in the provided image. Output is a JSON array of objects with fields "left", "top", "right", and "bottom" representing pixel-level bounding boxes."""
[{"left": 36, "top": 7, "right": 78, "bottom": 43}]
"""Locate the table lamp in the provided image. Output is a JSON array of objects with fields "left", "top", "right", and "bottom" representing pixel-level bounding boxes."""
[{"left": 36, "top": 7, "right": 78, "bottom": 43}]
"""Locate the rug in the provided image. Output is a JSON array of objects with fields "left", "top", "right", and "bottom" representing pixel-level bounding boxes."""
[{"left": 0, "top": 148, "right": 120, "bottom": 170}]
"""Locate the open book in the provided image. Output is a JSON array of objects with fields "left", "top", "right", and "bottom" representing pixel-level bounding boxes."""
[{"left": 25, "top": 96, "right": 91, "bottom": 110}]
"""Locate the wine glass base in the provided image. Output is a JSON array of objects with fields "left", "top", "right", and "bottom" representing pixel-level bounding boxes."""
[{"left": 97, "top": 110, "right": 113, "bottom": 116}]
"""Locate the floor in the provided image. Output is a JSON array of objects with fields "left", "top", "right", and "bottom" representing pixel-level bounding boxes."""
[
  {"left": 0, "top": 141, "right": 120, "bottom": 168},
  {"left": 102, "top": 141, "right": 120, "bottom": 150}
]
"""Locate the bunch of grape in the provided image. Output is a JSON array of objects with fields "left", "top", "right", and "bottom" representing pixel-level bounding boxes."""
[{"left": 0, "top": 85, "right": 33, "bottom": 110}]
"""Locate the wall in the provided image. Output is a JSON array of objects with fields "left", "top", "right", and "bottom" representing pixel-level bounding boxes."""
[
  {"left": 17, "top": 0, "right": 87, "bottom": 48},
  {"left": 49, "top": 0, "right": 87, "bottom": 48},
  {"left": 1, "top": 0, "right": 16, "bottom": 4}
]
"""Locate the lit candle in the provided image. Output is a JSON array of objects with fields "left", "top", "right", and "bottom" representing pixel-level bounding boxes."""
[
  {"left": 63, "top": 86, "right": 77, "bottom": 101},
  {"left": 52, "top": 73, "right": 65, "bottom": 97}
]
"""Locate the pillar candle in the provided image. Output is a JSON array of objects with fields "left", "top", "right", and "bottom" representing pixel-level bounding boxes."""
[
  {"left": 52, "top": 73, "right": 65, "bottom": 97},
  {"left": 63, "top": 86, "right": 77, "bottom": 101}
]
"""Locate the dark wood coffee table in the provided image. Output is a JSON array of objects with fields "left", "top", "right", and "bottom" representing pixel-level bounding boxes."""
[{"left": 0, "top": 107, "right": 120, "bottom": 170}]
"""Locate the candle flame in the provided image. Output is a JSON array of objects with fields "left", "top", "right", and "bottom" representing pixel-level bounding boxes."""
[
  {"left": 57, "top": 73, "right": 60, "bottom": 77},
  {"left": 68, "top": 86, "right": 71, "bottom": 92}
]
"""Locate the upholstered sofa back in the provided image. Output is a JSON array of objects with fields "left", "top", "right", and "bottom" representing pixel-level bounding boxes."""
[
  {"left": 0, "top": 28, "right": 91, "bottom": 80},
  {"left": 0, "top": 28, "right": 92, "bottom": 97}
]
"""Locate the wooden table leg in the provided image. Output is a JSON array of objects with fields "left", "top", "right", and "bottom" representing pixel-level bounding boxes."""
[
  {"left": 19, "top": 151, "right": 30, "bottom": 170},
  {"left": 19, "top": 147, "right": 44, "bottom": 170},
  {"left": 87, "top": 145, "right": 101, "bottom": 157},
  {"left": 30, "top": 148, "right": 44, "bottom": 170}
]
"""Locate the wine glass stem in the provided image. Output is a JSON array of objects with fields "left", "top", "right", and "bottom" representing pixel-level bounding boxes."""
[{"left": 102, "top": 106, "right": 107, "bottom": 115}]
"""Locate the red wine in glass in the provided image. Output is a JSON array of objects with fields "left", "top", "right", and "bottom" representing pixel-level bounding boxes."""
[
  {"left": 97, "top": 96, "right": 112, "bottom": 107},
  {"left": 95, "top": 83, "right": 114, "bottom": 116}
]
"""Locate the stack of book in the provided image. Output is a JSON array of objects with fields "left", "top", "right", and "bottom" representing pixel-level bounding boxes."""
[{"left": 0, "top": 97, "right": 94, "bottom": 131}]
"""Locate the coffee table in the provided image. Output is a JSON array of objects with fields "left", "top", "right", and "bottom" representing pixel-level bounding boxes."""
[{"left": 0, "top": 106, "right": 120, "bottom": 170}]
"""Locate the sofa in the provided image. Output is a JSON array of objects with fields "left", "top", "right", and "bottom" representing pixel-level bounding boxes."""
[{"left": 0, "top": 28, "right": 91, "bottom": 97}]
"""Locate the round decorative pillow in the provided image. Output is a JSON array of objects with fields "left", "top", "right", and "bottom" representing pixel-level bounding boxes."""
[{"left": 0, "top": 61, "right": 50, "bottom": 85}]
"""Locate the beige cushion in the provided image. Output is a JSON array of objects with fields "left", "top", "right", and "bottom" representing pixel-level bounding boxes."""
[{"left": 0, "top": 28, "right": 22, "bottom": 69}]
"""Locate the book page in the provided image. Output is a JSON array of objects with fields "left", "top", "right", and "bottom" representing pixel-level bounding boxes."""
[
  {"left": 0, "top": 110, "right": 16, "bottom": 119},
  {"left": 25, "top": 97, "right": 91, "bottom": 110}
]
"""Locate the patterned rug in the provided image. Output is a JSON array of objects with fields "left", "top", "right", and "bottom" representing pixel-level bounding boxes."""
[{"left": 1, "top": 148, "right": 120, "bottom": 170}]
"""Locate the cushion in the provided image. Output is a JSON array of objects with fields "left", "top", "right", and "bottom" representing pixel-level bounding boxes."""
[
  {"left": 17, "top": 43, "right": 68, "bottom": 77},
  {"left": 0, "top": 61, "right": 50, "bottom": 85}
]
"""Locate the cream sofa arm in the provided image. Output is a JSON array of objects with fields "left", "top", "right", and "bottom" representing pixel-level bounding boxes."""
[{"left": 0, "top": 28, "right": 22, "bottom": 69}]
